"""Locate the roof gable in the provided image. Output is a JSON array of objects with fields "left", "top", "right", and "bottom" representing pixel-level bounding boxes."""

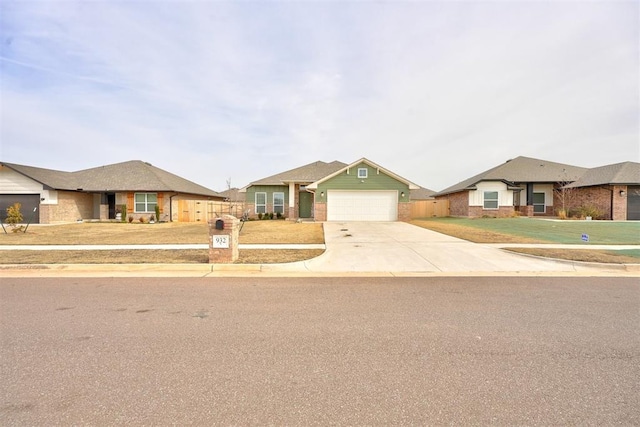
[{"left": 307, "top": 158, "right": 421, "bottom": 190}]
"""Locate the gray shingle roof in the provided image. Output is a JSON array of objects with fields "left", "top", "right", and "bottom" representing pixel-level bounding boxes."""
[
  {"left": 1, "top": 161, "right": 222, "bottom": 197},
  {"left": 564, "top": 162, "right": 640, "bottom": 188},
  {"left": 436, "top": 156, "right": 588, "bottom": 196},
  {"left": 249, "top": 160, "right": 348, "bottom": 186},
  {"left": 410, "top": 187, "right": 436, "bottom": 200}
]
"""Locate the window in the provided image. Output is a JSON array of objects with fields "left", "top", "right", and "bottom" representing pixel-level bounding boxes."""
[
  {"left": 135, "top": 193, "right": 157, "bottom": 212},
  {"left": 273, "top": 192, "right": 284, "bottom": 214},
  {"left": 358, "top": 168, "right": 368, "bottom": 179},
  {"left": 255, "top": 192, "right": 266, "bottom": 214},
  {"left": 483, "top": 191, "right": 499, "bottom": 209},
  {"left": 533, "top": 192, "right": 546, "bottom": 213}
]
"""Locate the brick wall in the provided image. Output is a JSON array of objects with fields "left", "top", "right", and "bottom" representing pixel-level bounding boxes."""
[
  {"left": 48, "top": 192, "right": 94, "bottom": 223},
  {"left": 571, "top": 186, "right": 612, "bottom": 219},
  {"left": 314, "top": 202, "right": 327, "bottom": 221},
  {"left": 468, "top": 206, "right": 514, "bottom": 218},
  {"left": 436, "top": 191, "right": 469, "bottom": 217},
  {"left": 398, "top": 203, "right": 411, "bottom": 222},
  {"left": 612, "top": 185, "right": 627, "bottom": 220}
]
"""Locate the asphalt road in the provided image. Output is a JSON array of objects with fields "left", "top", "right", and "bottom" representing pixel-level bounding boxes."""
[{"left": 1, "top": 277, "right": 638, "bottom": 426}]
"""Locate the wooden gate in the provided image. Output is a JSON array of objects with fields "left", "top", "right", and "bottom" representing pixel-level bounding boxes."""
[{"left": 410, "top": 200, "right": 449, "bottom": 219}]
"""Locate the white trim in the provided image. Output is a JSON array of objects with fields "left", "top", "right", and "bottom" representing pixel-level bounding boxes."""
[
  {"left": 255, "top": 192, "right": 267, "bottom": 214},
  {"left": 307, "top": 158, "right": 420, "bottom": 190}
]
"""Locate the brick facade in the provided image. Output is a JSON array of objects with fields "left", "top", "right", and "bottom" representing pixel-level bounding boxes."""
[
  {"left": 314, "top": 202, "right": 327, "bottom": 221},
  {"left": 47, "top": 192, "right": 94, "bottom": 223},
  {"left": 398, "top": 203, "right": 411, "bottom": 222},
  {"left": 468, "top": 206, "right": 515, "bottom": 218},
  {"left": 569, "top": 185, "right": 628, "bottom": 220},
  {"left": 436, "top": 192, "right": 469, "bottom": 217}
]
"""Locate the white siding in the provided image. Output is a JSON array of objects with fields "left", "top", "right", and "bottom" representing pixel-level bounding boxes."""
[
  {"left": 469, "top": 181, "right": 513, "bottom": 207},
  {"left": 0, "top": 166, "right": 43, "bottom": 193}
]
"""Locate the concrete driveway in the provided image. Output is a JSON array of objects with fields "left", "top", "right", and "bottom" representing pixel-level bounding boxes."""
[{"left": 293, "top": 221, "right": 578, "bottom": 273}]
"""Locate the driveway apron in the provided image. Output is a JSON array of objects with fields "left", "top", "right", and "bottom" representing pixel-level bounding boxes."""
[{"left": 302, "top": 222, "right": 577, "bottom": 273}]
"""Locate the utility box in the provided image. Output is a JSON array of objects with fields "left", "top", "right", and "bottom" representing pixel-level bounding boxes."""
[{"left": 208, "top": 215, "right": 240, "bottom": 263}]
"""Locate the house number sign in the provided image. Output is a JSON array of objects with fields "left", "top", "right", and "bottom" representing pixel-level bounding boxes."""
[{"left": 213, "top": 235, "right": 230, "bottom": 248}]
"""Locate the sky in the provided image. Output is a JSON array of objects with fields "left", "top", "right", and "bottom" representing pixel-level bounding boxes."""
[{"left": 1, "top": 0, "right": 638, "bottom": 193}]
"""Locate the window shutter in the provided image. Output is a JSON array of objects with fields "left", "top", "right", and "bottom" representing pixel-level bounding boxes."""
[
  {"left": 157, "top": 193, "right": 163, "bottom": 213},
  {"left": 127, "top": 193, "right": 134, "bottom": 212}
]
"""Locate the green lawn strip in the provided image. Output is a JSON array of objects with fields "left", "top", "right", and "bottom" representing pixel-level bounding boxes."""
[{"left": 417, "top": 217, "right": 640, "bottom": 244}]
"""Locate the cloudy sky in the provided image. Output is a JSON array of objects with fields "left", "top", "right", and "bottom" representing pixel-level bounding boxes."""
[{"left": 1, "top": 1, "right": 637, "bottom": 192}]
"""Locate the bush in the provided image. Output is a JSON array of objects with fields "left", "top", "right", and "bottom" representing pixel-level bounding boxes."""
[
  {"left": 5, "top": 202, "right": 25, "bottom": 233},
  {"left": 128, "top": 215, "right": 134, "bottom": 223},
  {"left": 576, "top": 205, "right": 603, "bottom": 220},
  {"left": 155, "top": 204, "right": 161, "bottom": 222},
  {"left": 269, "top": 212, "right": 274, "bottom": 220},
  {"left": 276, "top": 212, "right": 282, "bottom": 219},
  {"left": 121, "top": 205, "right": 128, "bottom": 222},
  {"left": 139, "top": 217, "right": 145, "bottom": 223},
  {"left": 149, "top": 214, "right": 155, "bottom": 223},
  {"left": 258, "top": 213, "right": 263, "bottom": 220}
]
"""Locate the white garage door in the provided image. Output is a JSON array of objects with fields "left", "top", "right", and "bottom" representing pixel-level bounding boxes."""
[{"left": 327, "top": 191, "right": 398, "bottom": 221}]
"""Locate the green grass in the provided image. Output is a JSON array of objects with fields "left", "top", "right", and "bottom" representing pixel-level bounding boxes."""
[{"left": 417, "top": 217, "right": 640, "bottom": 244}]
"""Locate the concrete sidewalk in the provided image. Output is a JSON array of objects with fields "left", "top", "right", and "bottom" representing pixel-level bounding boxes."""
[{"left": 0, "top": 244, "right": 325, "bottom": 250}]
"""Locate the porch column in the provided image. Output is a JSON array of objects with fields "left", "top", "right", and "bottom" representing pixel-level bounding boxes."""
[{"left": 288, "top": 182, "right": 296, "bottom": 219}]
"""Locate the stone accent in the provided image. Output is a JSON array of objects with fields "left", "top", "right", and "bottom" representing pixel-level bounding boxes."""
[
  {"left": 208, "top": 215, "right": 239, "bottom": 263},
  {"left": 314, "top": 202, "right": 327, "bottom": 221},
  {"left": 398, "top": 203, "right": 411, "bottom": 222}
]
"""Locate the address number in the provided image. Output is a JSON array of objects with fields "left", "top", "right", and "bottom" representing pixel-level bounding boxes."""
[{"left": 213, "top": 235, "right": 230, "bottom": 248}]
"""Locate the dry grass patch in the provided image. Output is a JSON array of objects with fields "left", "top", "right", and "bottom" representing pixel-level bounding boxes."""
[
  {"left": 410, "top": 219, "right": 546, "bottom": 243},
  {"left": 506, "top": 248, "right": 640, "bottom": 264},
  {"left": 0, "top": 220, "right": 324, "bottom": 245},
  {"left": 0, "top": 249, "right": 325, "bottom": 264}
]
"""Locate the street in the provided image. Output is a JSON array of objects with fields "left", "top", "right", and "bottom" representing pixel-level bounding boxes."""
[{"left": 1, "top": 277, "right": 638, "bottom": 425}]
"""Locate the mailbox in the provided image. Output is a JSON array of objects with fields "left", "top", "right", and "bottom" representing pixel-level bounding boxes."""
[{"left": 215, "top": 219, "right": 224, "bottom": 230}]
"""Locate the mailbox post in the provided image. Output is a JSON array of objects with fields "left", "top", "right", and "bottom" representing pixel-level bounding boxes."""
[{"left": 208, "top": 215, "right": 240, "bottom": 263}]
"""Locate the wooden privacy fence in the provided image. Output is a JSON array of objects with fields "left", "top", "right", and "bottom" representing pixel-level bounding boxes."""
[
  {"left": 177, "top": 200, "right": 247, "bottom": 222},
  {"left": 410, "top": 199, "right": 449, "bottom": 219}
]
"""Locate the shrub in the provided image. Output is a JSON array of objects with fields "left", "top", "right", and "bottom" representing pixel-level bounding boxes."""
[
  {"left": 5, "top": 202, "right": 25, "bottom": 233},
  {"left": 258, "top": 213, "right": 263, "bottom": 220},
  {"left": 155, "top": 204, "right": 161, "bottom": 222},
  {"left": 269, "top": 212, "right": 274, "bottom": 220},
  {"left": 128, "top": 215, "right": 134, "bottom": 223},
  {"left": 276, "top": 212, "right": 282, "bottom": 219},
  {"left": 576, "top": 205, "right": 603, "bottom": 220},
  {"left": 149, "top": 214, "right": 155, "bottom": 223},
  {"left": 139, "top": 217, "right": 145, "bottom": 223},
  {"left": 121, "top": 205, "right": 128, "bottom": 222}
]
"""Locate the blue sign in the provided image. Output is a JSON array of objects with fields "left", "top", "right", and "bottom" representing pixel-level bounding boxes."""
[{"left": 581, "top": 234, "right": 589, "bottom": 242}]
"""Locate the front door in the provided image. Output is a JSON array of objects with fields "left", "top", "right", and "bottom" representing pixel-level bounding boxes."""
[{"left": 299, "top": 191, "right": 313, "bottom": 218}]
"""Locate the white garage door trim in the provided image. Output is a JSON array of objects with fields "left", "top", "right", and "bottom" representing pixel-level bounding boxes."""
[{"left": 327, "top": 190, "right": 398, "bottom": 221}]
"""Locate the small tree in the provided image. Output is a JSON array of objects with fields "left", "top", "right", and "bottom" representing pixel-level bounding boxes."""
[
  {"left": 554, "top": 175, "right": 579, "bottom": 219},
  {"left": 121, "top": 204, "right": 128, "bottom": 223},
  {"left": 155, "top": 204, "right": 161, "bottom": 222},
  {"left": 5, "top": 202, "right": 25, "bottom": 233}
]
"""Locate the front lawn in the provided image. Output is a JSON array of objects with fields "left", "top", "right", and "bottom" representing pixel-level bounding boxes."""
[{"left": 411, "top": 217, "right": 640, "bottom": 245}]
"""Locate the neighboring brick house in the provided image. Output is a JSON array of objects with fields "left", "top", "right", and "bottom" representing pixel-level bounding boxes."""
[
  {"left": 242, "top": 158, "right": 422, "bottom": 222},
  {"left": 434, "top": 156, "right": 587, "bottom": 218},
  {"left": 562, "top": 162, "right": 640, "bottom": 220},
  {"left": 434, "top": 156, "right": 640, "bottom": 220},
  {"left": 0, "top": 161, "right": 223, "bottom": 224}
]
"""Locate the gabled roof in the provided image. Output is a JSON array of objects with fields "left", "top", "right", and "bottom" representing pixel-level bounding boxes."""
[
  {"left": 307, "top": 158, "right": 421, "bottom": 190},
  {"left": 564, "top": 161, "right": 640, "bottom": 188},
  {"left": 218, "top": 187, "right": 244, "bottom": 202},
  {"left": 247, "top": 160, "right": 347, "bottom": 186},
  {"left": 435, "top": 156, "right": 588, "bottom": 196},
  {"left": 410, "top": 187, "right": 436, "bottom": 200},
  {"left": 1, "top": 161, "right": 222, "bottom": 197}
]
